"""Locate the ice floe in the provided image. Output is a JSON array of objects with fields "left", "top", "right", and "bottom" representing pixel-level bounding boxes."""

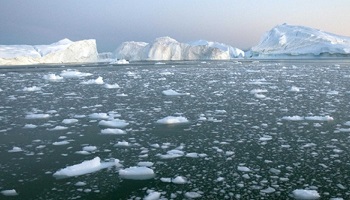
[
  {"left": 100, "top": 128, "right": 126, "bottom": 135},
  {"left": 292, "top": 189, "right": 320, "bottom": 200},
  {"left": 1, "top": 189, "right": 18, "bottom": 196},
  {"left": 53, "top": 157, "right": 118, "bottom": 179},
  {"left": 119, "top": 166, "right": 155, "bottom": 180}
]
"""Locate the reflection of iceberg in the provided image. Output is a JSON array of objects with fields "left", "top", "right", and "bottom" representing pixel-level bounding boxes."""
[
  {"left": 249, "top": 24, "right": 350, "bottom": 58},
  {"left": 115, "top": 37, "right": 244, "bottom": 61},
  {"left": 0, "top": 38, "right": 98, "bottom": 65}
]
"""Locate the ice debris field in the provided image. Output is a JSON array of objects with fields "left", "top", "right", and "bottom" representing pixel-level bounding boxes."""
[{"left": 0, "top": 60, "right": 350, "bottom": 199}]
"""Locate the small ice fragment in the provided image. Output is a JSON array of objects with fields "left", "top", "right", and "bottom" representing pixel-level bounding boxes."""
[
  {"left": 100, "top": 128, "right": 126, "bottom": 135},
  {"left": 237, "top": 166, "right": 251, "bottom": 172},
  {"left": 25, "top": 113, "right": 50, "bottom": 119},
  {"left": 144, "top": 191, "right": 161, "bottom": 200},
  {"left": 156, "top": 116, "right": 189, "bottom": 124},
  {"left": 8, "top": 147, "right": 23, "bottom": 153},
  {"left": 184, "top": 191, "right": 202, "bottom": 198},
  {"left": 172, "top": 176, "right": 187, "bottom": 184},
  {"left": 1, "top": 189, "right": 18, "bottom": 196},
  {"left": 83, "top": 146, "right": 97, "bottom": 152},
  {"left": 292, "top": 189, "right": 320, "bottom": 200},
  {"left": 62, "top": 119, "right": 78, "bottom": 124}
]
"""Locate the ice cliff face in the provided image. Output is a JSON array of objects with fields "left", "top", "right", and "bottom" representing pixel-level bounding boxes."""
[
  {"left": 250, "top": 24, "right": 350, "bottom": 57},
  {"left": 0, "top": 39, "right": 98, "bottom": 65},
  {"left": 115, "top": 37, "right": 244, "bottom": 61}
]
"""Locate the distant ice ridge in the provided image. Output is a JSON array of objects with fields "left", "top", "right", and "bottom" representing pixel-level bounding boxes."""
[
  {"left": 250, "top": 24, "right": 350, "bottom": 58},
  {"left": 0, "top": 38, "right": 98, "bottom": 65},
  {"left": 114, "top": 36, "right": 244, "bottom": 61}
]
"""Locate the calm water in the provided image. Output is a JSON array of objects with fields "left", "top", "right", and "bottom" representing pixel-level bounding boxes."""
[{"left": 0, "top": 60, "right": 349, "bottom": 199}]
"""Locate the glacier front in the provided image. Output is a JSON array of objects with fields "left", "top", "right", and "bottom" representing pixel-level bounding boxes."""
[
  {"left": 0, "top": 39, "right": 98, "bottom": 66},
  {"left": 249, "top": 23, "right": 350, "bottom": 58},
  {"left": 114, "top": 37, "right": 244, "bottom": 61}
]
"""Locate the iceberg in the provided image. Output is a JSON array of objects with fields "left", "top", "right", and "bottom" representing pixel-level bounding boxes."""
[
  {"left": 250, "top": 24, "right": 350, "bottom": 58},
  {"left": 0, "top": 38, "right": 98, "bottom": 65},
  {"left": 115, "top": 36, "right": 243, "bottom": 61}
]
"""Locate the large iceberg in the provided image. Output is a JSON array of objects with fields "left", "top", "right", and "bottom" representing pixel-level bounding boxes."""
[
  {"left": 0, "top": 38, "right": 98, "bottom": 65},
  {"left": 115, "top": 36, "right": 244, "bottom": 61},
  {"left": 249, "top": 24, "right": 350, "bottom": 58}
]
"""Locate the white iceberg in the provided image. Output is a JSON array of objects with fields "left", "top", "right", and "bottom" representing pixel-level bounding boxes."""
[
  {"left": 25, "top": 113, "right": 50, "bottom": 119},
  {"left": 115, "top": 36, "right": 243, "bottom": 61},
  {"left": 60, "top": 70, "right": 92, "bottom": 78},
  {"left": 100, "top": 128, "right": 126, "bottom": 135},
  {"left": 162, "top": 89, "right": 184, "bottom": 96},
  {"left": 53, "top": 157, "right": 117, "bottom": 179},
  {"left": 119, "top": 166, "right": 155, "bottom": 180},
  {"left": 80, "top": 76, "right": 104, "bottom": 85},
  {"left": 98, "top": 119, "right": 129, "bottom": 128},
  {"left": 0, "top": 38, "right": 98, "bottom": 65},
  {"left": 250, "top": 24, "right": 350, "bottom": 58},
  {"left": 43, "top": 73, "right": 64, "bottom": 81}
]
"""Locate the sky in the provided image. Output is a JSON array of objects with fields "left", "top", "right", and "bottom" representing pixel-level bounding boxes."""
[{"left": 1, "top": 0, "right": 350, "bottom": 52}]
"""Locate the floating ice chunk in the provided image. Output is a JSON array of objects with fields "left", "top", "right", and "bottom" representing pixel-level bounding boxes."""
[
  {"left": 185, "top": 192, "right": 202, "bottom": 198},
  {"left": 292, "top": 189, "right": 320, "bottom": 200},
  {"left": 119, "top": 166, "right": 155, "bottom": 180},
  {"left": 254, "top": 93, "right": 266, "bottom": 99},
  {"left": 162, "top": 89, "right": 184, "bottom": 96},
  {"left": 49, "top": 126, "right": 68, "bottom": 131},
  {"left": 344, "top": 121, "right": 350, "bottom": 126},
  {"left": 237, "top": 166, "right": 251, "bottom": 172},
  {"left": 23, "top": 86, "right": 41, "bottom": 92},
  {"left": 43, "top": 73, "right": 63, "bottom": 81},
  {"left": 159, "top": 149, "right": 184, "bottom": 159},
  {"left": 115, "top": 141, "right": 130, "bottom": 147},
  {"left": 172, "top": 176, "right": 187, "bottom": 184},
  {"left": 1, "top": 189, "right": 18, "bottom": 196},
  {"left": 185, "top": 153, "right": 199, "bottom": 158},
  {"left": 137, "top": 161, "right": 154, "bottom": 167},
  {"left": 53, "top": 157, "right": 116, "bottom": 179},
  {"left": 25, "top": 113, "right": 50, "bottom": 119},
  {"left": 110, "top": 59, "right": 129, "bottom": 64},
  {"left": 62, "top": 119, "right": 78, "bottom": 124},
  {"left": 282, "top": 116, "right": 304, "bottom": 121},
  {"left": 100, "top": 128, "right": 126, "bottom": 135},
  {"left": 160, "top": 177, "right": 172, "bottom": 183},
  {"left": 60, "top": 70, "right": 92, "bottom": 78},
  {"left": 99, "top": 119, "right": 129, "bottom": 128},
  {"left": 104, "top": 83, "right": 120, "bottom": 89},
  {"left": 52, "top": 140, "right": 70, "bottom": 146},
  {"left": 259, "top": 135, "right": 272, "bottom": 141},
  {"left": 261, "top": 187, "right": 276, "bottom": 194},
  {"left": 89, "top": 113, "right": 109, "bottom": 120},
  {"left": 80, "top": 76, "right": 104, "bottom": 85},
  {"left": 83, "top": 146, "right": 97, "bottom": 152},
  {"left": 74, "top": 181, "right": 87, "bottom": 187},
  {"left": 250, "top": 89, "right": 268, "bottom": 94},
  {"left": 305, "top": 116, "right": 333, "bottom": 121},
  {"left": 23, "top": 124, "right": 37, "bottom": 129},
  {"left": 302, "top": 143, "right": 316, "bottom": 148},
  {"left": 75, "top": 151, "right": 90, "bottom": 155},
  {"left": 8, "top": 147, "right": 23, "bottom": 153},
  {"left": 144, "top": 191, "right": 161, "bottom": 200},
  {"left": 290, "top": 86, "right": 300, "bottom": 92},
  {"left": 156, "top": 116, "right": 189, "bottom": 124}
]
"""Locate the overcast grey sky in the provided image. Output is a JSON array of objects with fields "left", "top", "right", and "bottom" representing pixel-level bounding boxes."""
[{"left": 1, "top": 0, "right": 350, "bottom": 52}]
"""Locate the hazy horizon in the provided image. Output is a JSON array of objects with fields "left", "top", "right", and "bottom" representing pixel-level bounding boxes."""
[{"left": 1, "top": 0, "right": 350, "bottom": 52}]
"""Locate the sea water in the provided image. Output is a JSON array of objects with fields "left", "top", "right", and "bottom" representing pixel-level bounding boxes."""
[{"left": 0, "top": 60, "right": 349, "bottom": 199}]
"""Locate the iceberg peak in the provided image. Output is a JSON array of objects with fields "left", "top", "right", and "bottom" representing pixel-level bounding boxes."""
[{"left": 250, "top": 24, "right": 350, "bottom": 57}]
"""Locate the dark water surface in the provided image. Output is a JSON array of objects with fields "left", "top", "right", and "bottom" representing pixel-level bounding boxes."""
[{"left": 0, "top": 60, "right": 350, "bottom": 199}]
